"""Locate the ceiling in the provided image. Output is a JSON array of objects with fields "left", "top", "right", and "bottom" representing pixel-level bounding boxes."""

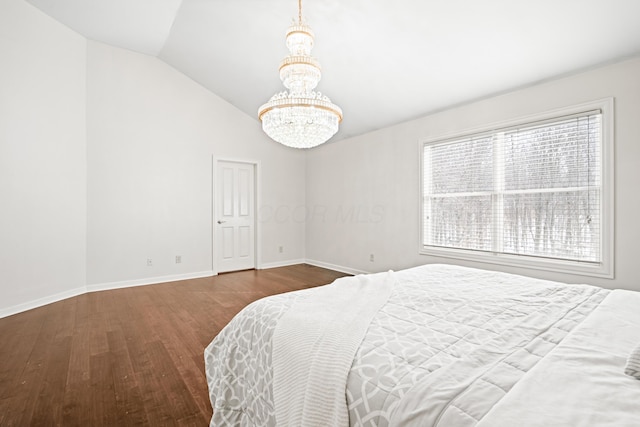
[{"left": 26, "top": 0, "right": 640, "bottom": 142}]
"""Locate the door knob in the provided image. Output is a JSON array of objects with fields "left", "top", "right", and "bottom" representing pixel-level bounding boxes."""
[{"left": 217, "top": 220, "right": 226, "bottom": 224}]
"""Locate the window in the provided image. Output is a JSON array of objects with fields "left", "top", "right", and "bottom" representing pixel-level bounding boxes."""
[{"left": 420, "top": 99, "right": 613, "bottom": 278}]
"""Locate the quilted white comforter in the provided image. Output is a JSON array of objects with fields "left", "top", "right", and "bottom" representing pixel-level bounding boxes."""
[{"left": 204, "top": 264, "right": 615, "bottom": 426}]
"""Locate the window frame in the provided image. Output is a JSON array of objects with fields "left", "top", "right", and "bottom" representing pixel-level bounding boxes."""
[{"left": 419, "top": 98, "right": 614, "bottom": 279}]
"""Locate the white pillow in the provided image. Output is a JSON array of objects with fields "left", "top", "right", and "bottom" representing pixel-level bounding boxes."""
[{"left": 625, "top": 342, "right": 640, "bottom": 380}]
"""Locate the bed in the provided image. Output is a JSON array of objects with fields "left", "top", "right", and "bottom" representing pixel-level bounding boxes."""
[{"left": 204, "top": 264, "right": 640, "bottom": 426}]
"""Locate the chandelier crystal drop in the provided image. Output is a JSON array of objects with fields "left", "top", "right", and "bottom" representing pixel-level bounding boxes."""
[{"left": 258, "top": 0, "right": 342, "bottom": 149}]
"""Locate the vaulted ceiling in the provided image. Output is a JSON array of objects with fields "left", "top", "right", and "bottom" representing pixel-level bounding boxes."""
[{"left": 26, "top": 0, "right": 640, "bottom": 141}]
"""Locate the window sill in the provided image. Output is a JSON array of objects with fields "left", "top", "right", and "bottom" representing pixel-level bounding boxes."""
[{"left": 419, "top": 246, "right": 613, "bottom": 279}]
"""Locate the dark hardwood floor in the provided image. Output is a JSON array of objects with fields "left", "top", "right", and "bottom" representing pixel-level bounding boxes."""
[{"left": 0, "top": 264, "right": 348, "bottom": 426}]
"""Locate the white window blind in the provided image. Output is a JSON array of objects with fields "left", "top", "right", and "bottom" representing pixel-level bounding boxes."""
[{"left": 423, "top": 111, "right": 602, "bottom": 265}]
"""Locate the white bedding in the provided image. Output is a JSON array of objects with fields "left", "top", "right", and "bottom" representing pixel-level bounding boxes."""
[
  {"left": 475, "top": 289, "right": 640, "bottom": 427},
  {"left": 204, "top": 264, "right": 639, "bottom": 426},
  {"left": 272, "top": 271, "right": 395, "bottom": 426}
]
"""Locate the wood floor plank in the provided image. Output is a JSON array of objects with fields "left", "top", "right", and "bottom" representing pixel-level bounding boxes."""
[
  {"left": 89, "top": 352, "right": 118, "bottom": 426},
  {"left": 0, "top": 264, "right": 348, "bottom": 425},
  {"left": 109, "top": 344, "right": 149, "bottom": 426},
  {"left": 0, "top": 309, "right": 46, "bottom": 401},
  {"left": 15, "top": 304, "right": 66, "bottom": 425},
  {"left": 62, "top": 378, "right": 92, "bottom": 426},
  {"left": 161, "top": 309, "right": 216, "bottom": 422},
  {"left": 30, "top": 334, "right": 72, "bottom": 425}
]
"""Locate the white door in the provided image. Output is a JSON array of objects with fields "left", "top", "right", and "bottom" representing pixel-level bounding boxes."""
[{"left": 215, "top": 161, "right": 256, "bottom": 273}]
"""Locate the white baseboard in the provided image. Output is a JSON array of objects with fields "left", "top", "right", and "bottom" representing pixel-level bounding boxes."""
[
  {"left": 1, "top": 261, "right": 368, "bottom": 319},
  {"left": 304, "top": 259, "right": 369, "bottom": 276},
  {"left": 0, "top": 286, "right": 87, "bottom": 319},
  {"left": 260, "top": 258, "right": 370, "bottom": 276},
  {"left": 0, "top": 271, "right": 214, "bottom": 319},
  {"left": 86, "top": 270, "right": 214, "bottom": 293},
  {"left": 259, "top": 259, "right": 306, "bottom": 270}
]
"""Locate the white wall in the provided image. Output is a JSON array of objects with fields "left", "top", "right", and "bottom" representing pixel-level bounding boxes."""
[
  {"left": 306, "top": 56, "right": 640, "bottom": 291},
  {"left": 0, "top": 0, "right": 87, "bottom": 315},
  {"left": 0, "top": 0, "right": 306, "bottom": 316},
  {"left": 3, "top": 0, "right": 639, "bottom": 317},
  {"left": 86, "top": 41, "right": 306, "bottom": 287}
]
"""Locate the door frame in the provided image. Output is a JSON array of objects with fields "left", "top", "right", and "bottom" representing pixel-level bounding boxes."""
[{"left": 212, "top": 157, "right": 261, "bottom": 275}]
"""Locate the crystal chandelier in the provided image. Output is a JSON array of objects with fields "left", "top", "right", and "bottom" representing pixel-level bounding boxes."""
[{"left": 258, "top": 0, "right": 343, "bottom": 149}]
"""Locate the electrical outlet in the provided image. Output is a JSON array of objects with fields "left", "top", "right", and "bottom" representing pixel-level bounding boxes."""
[
  {"left": 369, "top": 254, "right": 375, "bottom": 262},
  {"left": 175, "top": 255, "right": 182, "bottom": 264},
  {"left": 147, "top": 258, "right": 153, "bottom": 267},
  {"left": 279, "top": 246, "right": 284, "bottom": 253}
]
